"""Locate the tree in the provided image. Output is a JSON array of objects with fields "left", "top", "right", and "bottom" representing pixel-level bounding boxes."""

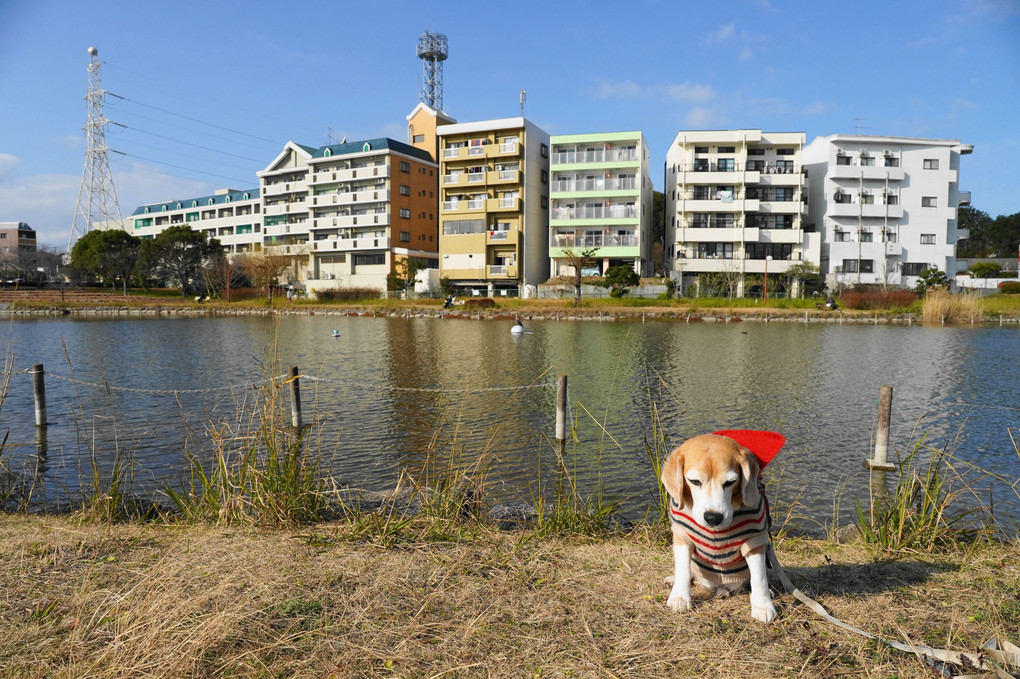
[
  {"left": 562, "top": 248, "right": 599, "bottom": 306},
  {"left": 243, "top": 249, "right": 297, "bottom": 303},
  {"left": 651, "top": 190, "right": 665, "bottom": 272},
  {"left": 957, "top": 206, "right": 1020, "bottom": 257},
  {"left": 600, "top": 265, "right": 640, "bottom": 298},
  {"left": 387, "top": 256, "right": 424, "bottom": 295},
  {"left": 139, "top": 224, "right": 221, "bottom": 295},
  {"left": 969, "top": 261, "right": 1002, "bottom": 279},
  {"left": 69, "top": 229, "right": 141, "bottom": 294},
  {"left": 780, "top": 262, "right": 822, "bottom": 299},
  {"left": 914, "top": 267, "right": 949, "bottom": 294}
]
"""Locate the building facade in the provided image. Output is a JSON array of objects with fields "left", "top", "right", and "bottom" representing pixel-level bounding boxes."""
[
  {"left": 129, "top": 189, "right": 262, "bottom": 254},
  {"left": 437, "top": 117, "right": 550, "bottom": 297},
  {"left": 664, "top": 130, "right": 819, "bottom": 297},
  {"left": 0, "top": 221, "right": 38, "bottom": 281},
  {"left": 803, "top": 135, "right": 973, "bottom": 290},
  {"left": 549, "top": 132, "right": 653, "bottom": 277}
]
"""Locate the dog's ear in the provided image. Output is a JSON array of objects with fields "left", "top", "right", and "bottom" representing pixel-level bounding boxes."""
[
  {"left": 738, "top": 448, "right": 761, "bottom": 508},
  {"left": 660, "top": 447, "right": 685, "bottom": 504}
]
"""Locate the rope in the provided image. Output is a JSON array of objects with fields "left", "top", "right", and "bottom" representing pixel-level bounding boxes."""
[
  {"left": 767, "top": 544, "right": 1019, "bottom": 677},
  {"left": 28, "top": 370, "right": 557, "bottom": 397}
]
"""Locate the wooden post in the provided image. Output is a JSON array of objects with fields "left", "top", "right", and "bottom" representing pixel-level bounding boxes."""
[
  {"left": 288, "top": 365, "right": 302, "bottom": 430},
  {"left": 866, "top": 385, "right": 896, "bottom": 471},
  {"left": 31, "top": 363, "right": 47, "bottom": 427},
  {"left": 555, "top": 374, "right": 568, "bottom": 456}
]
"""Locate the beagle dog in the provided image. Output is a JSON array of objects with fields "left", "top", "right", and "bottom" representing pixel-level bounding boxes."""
[{"left": 660, "top": 433, "right": 776, "bottom": 623}]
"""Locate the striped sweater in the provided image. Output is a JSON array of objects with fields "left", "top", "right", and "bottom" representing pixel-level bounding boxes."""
[{"left": 669, "top": 490, "right": 771, "bottom": 588}]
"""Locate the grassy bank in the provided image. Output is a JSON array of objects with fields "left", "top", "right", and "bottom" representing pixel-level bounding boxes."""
[{"left": 0, "top": 514, "right": 1016, "bottom": 678}]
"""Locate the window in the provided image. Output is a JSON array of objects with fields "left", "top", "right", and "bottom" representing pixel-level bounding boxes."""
[
  {"left": 922, "top": 196, "right": 937, "bottom": 207},
  {"left": 776, "top": 148, "right": 795, "bottom": 156},
  {"left": 694, "top": 146, "right": 709, "bottom": 154},
  {"left": 399, "top": 185, "right": 411, "bottom": 196},
  {"left": 920, "top": 234, "right": 936, "bottom": 245},
  {"left": 748, "top": 148, "right": 765, "bottom": 156},
  {"left": 400, "top": 231, "right": 411, "bottom": 242},
  {"left": 717, "top": 146, "right": 735, "bottom": 153},
  {"left": 860, "top": 229, "right": 873, "bottom": 242},
  {"left": 923, "top": 159, "right": 939, "bottom": 170},
  {"left": 541, "top": 169, "right": 548, "bottom": 183},
  {"left": 884, "top": 157, "right": 899, "bottom": 167},
  {"left": 860, "top": 155, "right": 875, "bottom": 167},
  {"left": 399, "top": 208, "right": 411, "bottom": 219},
  {"left": 902, "top": 262, "right": 927, "bottom": 276},
  {"left": 836, "top": 155, "right": 851, "bottom": 166},
  {"left": 860, "top": 193, "right": 874, "bottom": 205},
  {"left": 835, "top": 231, "right": 850, "bottom": 242},
  {"left": 540, "top": 143, "right": 548, "bottom": 158},
  {"left": 859, "top": 259, "right": 874, "bottom": 273},
  {"left": 842, "top": 259, "right": 858, "bottom": 273},
  {"left": 354, "top": 253, "right": 386, "bottom": 266},
  {"left": 413, "top": 134, "right": 425, "bottom": 143},
  {"left": 399, "top": 161, "right": 410, "bottom": 173},
  {"left": 696, "top": 242, "right": 734, "bottom": 259},
  {"left": 716, "top": 158, "right": 735, "bottom": 171}
]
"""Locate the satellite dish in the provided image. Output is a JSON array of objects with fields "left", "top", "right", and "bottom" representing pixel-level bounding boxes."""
[{"left": 88, "top": 47, "right": 98, "bottom": 56}]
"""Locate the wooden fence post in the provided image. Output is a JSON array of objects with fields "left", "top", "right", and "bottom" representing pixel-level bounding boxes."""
[
  {"left": 866, "top": 385, "right": 896, "bottom": 471},
  {"left": 288, "top": 366, "right": 302, "bottom": 430},
  {"left": 556, "top": 374, "right": 568, "bottom": 456},
  {"left": 31, "top": 363, "right": 47, "bottom": 427}
]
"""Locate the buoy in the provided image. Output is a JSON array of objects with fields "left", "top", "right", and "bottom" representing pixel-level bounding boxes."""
[
  {"left": 510, "top": 318, "right": 525, "bottom": 335},
  {"left": 332, "top": 329, "right": 339, "bottom": 337}
]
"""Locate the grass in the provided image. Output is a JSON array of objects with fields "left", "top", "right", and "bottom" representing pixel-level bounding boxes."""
[
  {"left": 0, "top": 514, "right": 1017, "bottom": 678},
  {"left": 921, "top": 289, "right": 984, "bottom": 324}
]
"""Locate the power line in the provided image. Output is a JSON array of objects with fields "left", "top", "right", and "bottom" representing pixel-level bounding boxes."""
[
  {"left": 110, "top": 149, "right": 254, "bottom": 186},
  {"left": 108, "top": 105, "right": 283, "bottom": 156},
  {"left": 109, "top": 135, "right": 262, "bottom": 175},
  {"left": 108, "top": 92, "right": 285, "bottom": 146},
  {"left": 111, "top": 121, "right": 269, "bottom": 164}
]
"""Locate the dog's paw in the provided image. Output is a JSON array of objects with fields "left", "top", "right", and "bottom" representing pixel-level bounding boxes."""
[
  {"left": 666, "top": 590, "right": 692, "bottom": 613},
  {"left": 751, "top": 601, "right": 777, "bottom": 623}
]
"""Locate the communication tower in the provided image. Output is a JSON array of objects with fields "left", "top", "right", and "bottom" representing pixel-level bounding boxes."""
[
  {"left": 416, "top": 31, "right": 448, "bottom": 111},
  {"left": 69, "top": 46, "right": 122, "bottom": 252}
]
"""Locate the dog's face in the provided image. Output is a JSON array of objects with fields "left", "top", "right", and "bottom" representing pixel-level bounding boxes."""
[{"left": 661, "top": 434, "right": 761, "bottom": 528}]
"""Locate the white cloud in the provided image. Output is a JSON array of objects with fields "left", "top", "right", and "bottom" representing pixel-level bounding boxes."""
[
  {"left": 801, "top": 101, "right": 833, "bottom": 116},
  {"left": 593, "top": 80, "right": 643, "bottom": 99},
  {"left": 0, "top": 153, "right": 19, "bottom": 183},
  {"left": 739, "top": 46, "right": 754, "bottom": 62},
  {"left": 907, "top": 36, "right": 937, "bottom": 48},
  {"left": 659, "top": 82, "right": 716, "bottom": 103},
  {"left": 684, "top": 107, "right": 725, "bottom": 128},
  {"left": 704, "top": 23, "right": 737, "bottom": 44}
]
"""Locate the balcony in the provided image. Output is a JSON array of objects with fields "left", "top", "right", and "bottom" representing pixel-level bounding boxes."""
[
  {"left": 959, "top": 191, "right": 972, "bottom": 206},
  {"left": 551, "top": 177, "right": 639, "bottom": 193},
  {"left": 830, "top": 163, "right": 904, "bottom": 182},
  {"left": 487, "top": 196, "right": 521, "bottom": 212},
  {"left": 310, "top": 212, "right": 390, "bottom": 230},
  {"left": 551, "top": 149, "right": 638, "bottom": 165},
  {"left": 261, "top": 180, "right": 308, "bottom": 197},
  {"left": 676, "top": 227, "right": 760, "bottom": 243},
  {"left": 488, "top": 169, "right": 520, "bottom": 184},
  {"left": 263, "top": 199, "right": 308, "bottom": 217},
  {"left": 550, "top": 205, "right": 638, "bottom": 221},
  {"left": 315, "top": 235, "right": 391, "bottom": 252},
  {"left": 311, "top": 165, "right": 389, "bottom": 184},
  {"left": 552, "top": 233, "right": 638, "bottom": 248}
]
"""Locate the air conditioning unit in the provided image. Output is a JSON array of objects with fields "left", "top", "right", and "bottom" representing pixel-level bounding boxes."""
[{"left": 883, "top": 149, "right": 892, "bottom": 156}]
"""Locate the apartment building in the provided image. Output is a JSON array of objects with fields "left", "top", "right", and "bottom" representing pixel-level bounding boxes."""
[
  {"left": 437, "top": 117, "right": 550, "bottom": 297},
  {"left": 285, "top": 138, "right": 440, "bottom": 293},
  {"left": 130, "top": 189, "right": 262, "bottom": 253},
  {"left": 0, "top": 221, "right": 37, "bottom": 280},
  {"left": 665, "top": 130, "right": 819, "bottom": 296},
  {"left": 549, "top": 132, "right": 654, "bottom": 277},
  {"left": 802, "top": 135, "right": 973, "bottom": 289}
]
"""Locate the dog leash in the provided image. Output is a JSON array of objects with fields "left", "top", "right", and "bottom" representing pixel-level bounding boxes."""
[{"left": 766, "top": 544, "right": 1020, "bottom": 678}]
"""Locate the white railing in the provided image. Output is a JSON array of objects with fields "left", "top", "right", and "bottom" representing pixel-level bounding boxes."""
[
  {"left": 552, "top": 206, "right": 637, "bottom": 220},
  {"left": 553, "top": 234, "right": 638, "bottom": 248}
]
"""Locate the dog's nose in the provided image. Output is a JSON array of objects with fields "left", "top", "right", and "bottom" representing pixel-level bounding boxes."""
[{"left": 703, "top": 511, "right": 724, "bottom": 527}]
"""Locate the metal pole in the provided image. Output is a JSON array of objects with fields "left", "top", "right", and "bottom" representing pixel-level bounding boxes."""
[
  {"left": 31, "top": 363, "right": 48, "bottom": 426},
  {"left": 288, "top": 366, "right": 302, "bottom": 430},
  {"left": 866, "top": 385, "right": 896, "bottom": 471},
  {"left": 555, "top": 374, "right": 568, "bottom": 456}
]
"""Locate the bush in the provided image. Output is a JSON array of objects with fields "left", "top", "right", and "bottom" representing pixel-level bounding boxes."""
[
  {"left": 839, "top": 289, "right": 917, "bottom": 310},
  {"left": 463, "top": 297, "right": 496, "bottom": 308},
  {"left": 315, "top": 287, "right": 383, "bottom": 302},
  {"left": 998, "top": 281, "right": 1020, "bottom": 294}
]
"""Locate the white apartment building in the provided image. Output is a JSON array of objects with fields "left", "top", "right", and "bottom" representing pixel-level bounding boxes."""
[
  {"left": 129, "top": 188, "right": 262, "bottom": 253},
  {"left": 803, "top": 135, "right": 973, "bottom": 290},
  {"left": 665, "top": 130, "right": 820, "bottom": 297},
  {"left": 549, "top": 132, "right": 654, "bottom": 277}
]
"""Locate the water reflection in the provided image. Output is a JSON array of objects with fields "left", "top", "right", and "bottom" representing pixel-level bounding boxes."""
[{"left": 2, "top": 315, "right": 1017, "bottom": 530}]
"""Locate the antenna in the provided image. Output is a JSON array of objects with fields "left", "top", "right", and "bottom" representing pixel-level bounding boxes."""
[
  {"left": 69, "top": 46, "right": 122, "bottom": 252},
  {"left": 853, "top": 118, "right": 870, "bottom": 135},
  {"left": 520, "top": 89, "right": 526, "bottom": 117},
  {"left": 416, "top": 31, "right": 448, "bottom": 110},
  {"left": 327, "top": 126, "right": 336, "bottom": 145}
]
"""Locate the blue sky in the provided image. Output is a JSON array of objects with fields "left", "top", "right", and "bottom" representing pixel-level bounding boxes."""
[{"left": 1, "top": 0, "right": 1018, "bottom": 247}]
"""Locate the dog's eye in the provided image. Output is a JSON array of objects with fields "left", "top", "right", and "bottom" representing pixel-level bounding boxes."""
[
  {"left": 723, "top": 479, "right": 737, "bottom": 488},
  {"left": 687, "top": 478, "right": 702, "bottom": 487}
]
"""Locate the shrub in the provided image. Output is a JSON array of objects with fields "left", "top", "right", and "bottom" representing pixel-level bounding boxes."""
[
  {"left": 464, "top": 297, "right": 496, "bottom": 308},
  {"left": 998, "top": 281, "right": 1020, "bottom": 294},
  {"left": 839, "top": 289, "right": 917, "bottom": 310},
  {"left": 921, "top": 290, "right": 982, "bottom": 324},
  {"left": 315, "top": 287, "right": 382, "bottom": 302}
]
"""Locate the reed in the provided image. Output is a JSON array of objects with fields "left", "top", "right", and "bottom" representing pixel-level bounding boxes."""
[
  {"left": 855, "top": 435, "right": 998, "bottom": 556},
  {"left": 921, "top": 289, "right": 983, "bottom": 324}
]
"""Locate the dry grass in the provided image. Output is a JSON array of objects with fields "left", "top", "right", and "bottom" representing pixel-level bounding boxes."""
[
  {"left": 1, "top": 515, "right": 1017, "bottom": 678},
  {"left": 921, "top": 290, "right": 984, "bottom": 324}
]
